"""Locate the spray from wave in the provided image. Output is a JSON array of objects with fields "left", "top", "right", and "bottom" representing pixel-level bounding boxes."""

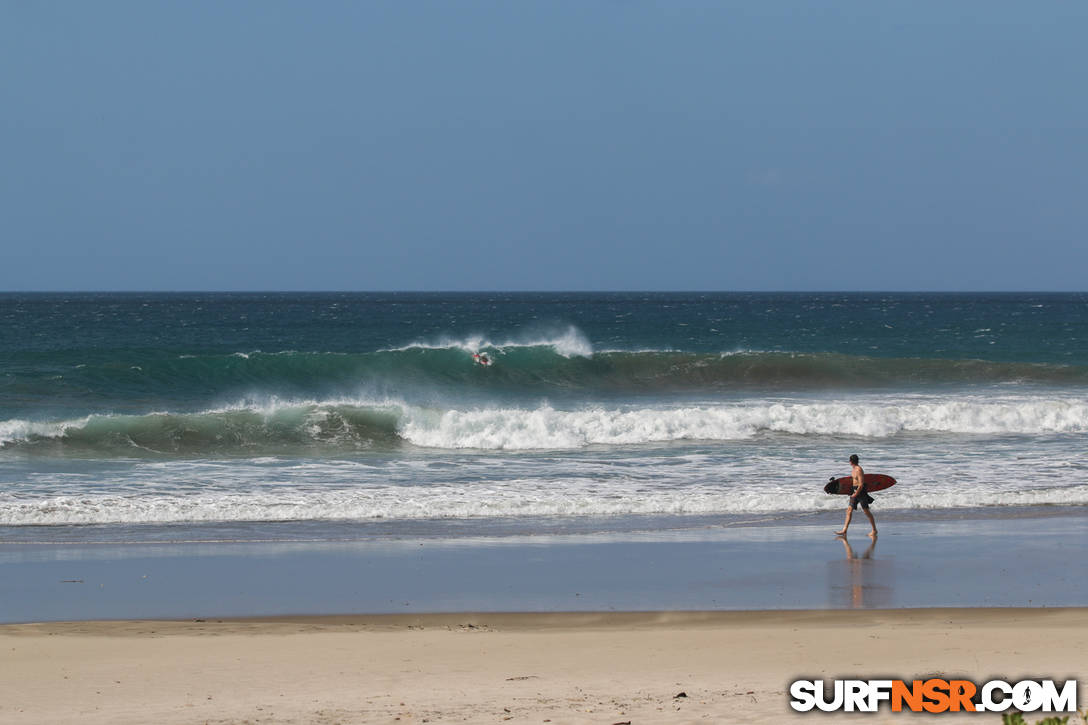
[{"left": 384, "top": 325, "right": 594, "bottom": 358}]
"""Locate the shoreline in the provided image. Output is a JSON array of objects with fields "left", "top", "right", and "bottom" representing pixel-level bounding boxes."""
[
  {"left": 4, "top": 503, "right": 1087, "bottom": 545},
  {"left": 4, "top": 608, "right": 1086, "bottom": 724},
  {"left": 3, "top": 508, "right": 1087, "bottom": 623},
  {"left": 7, "top": 604, "right": 1087, "bottom": 630}
]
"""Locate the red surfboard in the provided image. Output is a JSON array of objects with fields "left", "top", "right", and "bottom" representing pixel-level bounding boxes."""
[{"left": 827, "top": 473, "right": 896, "bottom": 495}]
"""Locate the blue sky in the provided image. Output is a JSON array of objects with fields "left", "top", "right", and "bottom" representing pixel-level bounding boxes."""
[{"left": 2, "top": 1, "right": 1086, "bottom": 291}]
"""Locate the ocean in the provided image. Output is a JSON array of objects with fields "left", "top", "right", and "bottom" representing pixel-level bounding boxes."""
[{"left": 2, "top": 292, "right": 1086, "bottom": 544}]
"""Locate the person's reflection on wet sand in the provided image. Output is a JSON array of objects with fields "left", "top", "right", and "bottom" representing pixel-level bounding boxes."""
[{"left": 839, "top": 535, "right": 877, "bottom": 609}]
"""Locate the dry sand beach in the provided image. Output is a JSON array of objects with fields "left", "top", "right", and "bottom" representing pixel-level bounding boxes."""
[{"left": 3, "top": 608, "right": 1087, "bottom": 725}]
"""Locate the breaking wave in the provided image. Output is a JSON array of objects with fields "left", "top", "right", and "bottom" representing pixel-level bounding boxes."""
[
  {"left": 30, "top": 346, "right": 1088, "bottom": 407},
  {"left": 3, "top": 396, "right": 1087, "bottom": 455},
  {"left": 385, "top": 326, "right": 594, "bottom": 358}
]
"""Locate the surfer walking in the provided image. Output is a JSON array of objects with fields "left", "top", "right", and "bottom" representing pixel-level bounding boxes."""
[{"left": 835, "top": 454, "right": 877, "bottom": 539}]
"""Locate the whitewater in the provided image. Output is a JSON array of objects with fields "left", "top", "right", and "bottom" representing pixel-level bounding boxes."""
[
  {"left": 1, "top": 292, "right": 1086, "bottom": 540},
  {"left": 4, "top": 394, "right": 1087, "bottom": 453}
]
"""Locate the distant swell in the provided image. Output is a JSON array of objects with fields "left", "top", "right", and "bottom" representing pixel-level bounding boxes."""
[{"left": 3, "top": 396, "right": 1087, "bottom": 454}]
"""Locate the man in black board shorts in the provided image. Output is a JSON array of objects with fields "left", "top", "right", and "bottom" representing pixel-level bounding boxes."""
[{"left": 835, "top": 454, "right": 877, "bottom": 539}]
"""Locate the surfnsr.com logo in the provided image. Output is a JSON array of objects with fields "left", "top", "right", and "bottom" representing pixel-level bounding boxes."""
[{"left": 789, "top": 679, "right": 1078, "bottom": 713}]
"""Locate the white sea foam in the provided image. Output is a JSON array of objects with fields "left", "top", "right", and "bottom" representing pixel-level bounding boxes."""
[
  {"left": 2, "top": 396, "right": 1087, "bottom": 450},
  {"left": 398, "top": 398, "right": 1088, "bottom": 450},
  {"left": 3, "top": 480, "right": 1087, "bottom": 526},
  {"left": 2, "top": 406, "right": 1086, "bottom": 527}
]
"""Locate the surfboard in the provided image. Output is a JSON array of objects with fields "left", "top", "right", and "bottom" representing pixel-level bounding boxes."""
[{"left": 826, "top": 473, "right": 896, "bottom": 495}]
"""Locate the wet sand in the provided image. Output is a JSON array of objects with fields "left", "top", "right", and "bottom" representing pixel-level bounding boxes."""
[{"left": 3, "top": 510, "right": 1087, "bottom": 623}]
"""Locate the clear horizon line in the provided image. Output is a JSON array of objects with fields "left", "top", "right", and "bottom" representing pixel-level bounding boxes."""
[{"left": 1, "top": 289, "right": 1085, "bottom": 295}]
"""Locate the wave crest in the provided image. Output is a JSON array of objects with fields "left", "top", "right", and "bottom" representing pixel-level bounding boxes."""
[
  {"left": 0, "top": 403, "right": 401, "bottom": 455},
  {"left": 23, "top": 331, "right": 1088, "bottom": 404},
  {"left": 399, "top": 399, "right": 1088, "bottom": 449},
  {"left": 3, "top": 396, "right": 1086, "bottom": 454},
  {"left": 386, "top": 325, "right": 593, "bottom": 358}
]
